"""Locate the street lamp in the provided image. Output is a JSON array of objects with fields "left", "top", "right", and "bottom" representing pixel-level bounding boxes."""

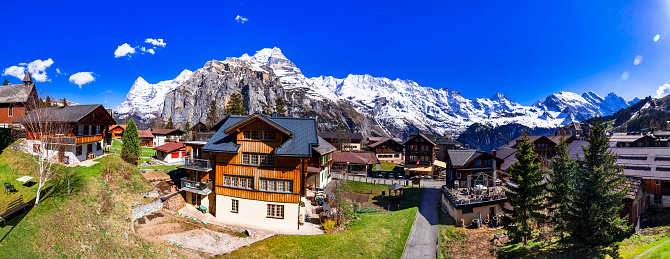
[{"left": 346, "top": 162, "right": 350, "bottom": 182}]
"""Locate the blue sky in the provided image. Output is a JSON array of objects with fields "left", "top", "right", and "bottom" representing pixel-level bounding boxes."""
[{"left": 2, "top": 0, "right": 670, "bottom": 107}]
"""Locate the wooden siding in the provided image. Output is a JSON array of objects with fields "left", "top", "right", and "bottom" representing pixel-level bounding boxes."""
[
  {"left": 212, "top": 117, "right": 305, "bottom": 203},
  {"left": 76, "top": 135, "right": 103, "bottom": 144},
  {"left": 645, "top": 179, "right": 662, "bottom": 195}
]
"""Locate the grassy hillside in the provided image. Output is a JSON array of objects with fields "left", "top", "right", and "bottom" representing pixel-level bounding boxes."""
[
  {"left": 0, "top": 145, "right": 171, "bottom": 258},
  {"left": 222, "top": 182, "right": 423, "bottom": 259}
]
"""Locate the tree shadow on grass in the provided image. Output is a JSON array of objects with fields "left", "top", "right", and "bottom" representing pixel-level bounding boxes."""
[{"left": 38, "top": 172, "right": 84, "bottom": 203}]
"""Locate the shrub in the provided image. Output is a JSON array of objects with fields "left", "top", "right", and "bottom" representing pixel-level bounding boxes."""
[{"left": 322, "top": 220, "right": 335, "bottom": 230}]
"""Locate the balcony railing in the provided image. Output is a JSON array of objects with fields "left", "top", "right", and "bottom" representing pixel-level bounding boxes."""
[
  {"left": 185, "top": 132, "right": 216, "bottom": 142},
  {"left": 183, "top": 158, "right": 213, "bottom": 172},
  {"left": 180, "top": 177, "right": 213, "bottom": 195},
  {"left": 41, "top": 134, "right": 104, "bottom": 145}
]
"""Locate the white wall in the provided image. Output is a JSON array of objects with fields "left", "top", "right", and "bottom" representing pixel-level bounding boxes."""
[
  {"left": 215, "top": 195, "right": 300, "bottom": 230},
  {"left": 154, "top": 135, "right": 167, "bottom": 147},
  {"left": 156, "top": 150, "right": 185, "bottom": 164},
  {"left": 21, "top": 139, "right": 103, "bottom": 165}
]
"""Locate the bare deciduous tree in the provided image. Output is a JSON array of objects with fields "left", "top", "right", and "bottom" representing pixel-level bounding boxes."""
[{"left": 18, "top": 106, "right": 69, "bottom": 205}]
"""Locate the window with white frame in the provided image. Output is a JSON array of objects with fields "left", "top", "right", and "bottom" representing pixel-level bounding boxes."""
[
  {"left": 231, "top": 199, "right": 239, "bottom": 213},
  {"left": 8, "top": 106, "right": 13, "bottom": 117},
  {"left": 242, "top": 153, "right": 274, "bottom": 166},
  {"left": 223, "top": 175, "right": 253, "bottom": 189},
  {"left": 259, "top": 178, "right": 292, "bottom": 193},
  {"left": 267, "top": 204, "right": 284, "bottom": 218}
]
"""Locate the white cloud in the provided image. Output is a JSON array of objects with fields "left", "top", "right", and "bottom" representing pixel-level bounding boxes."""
[
  {"left": 656, "top": 84, "right": 670, "bottom": 98},
  {"left": 56, "top": 68, "right": 66, "bottom": 75},
  {"left": 140, "top": 47, "right": 156, "bottom": 54},
  {"left": 2, "top": 58, "right": 54, "bottom": 82},
  {"left": 235, "top": 15, "right": 248, "bottom": 23},
  {"left": 69, "top": 72, "right": 95, "bottom": 88},
  {"left": 101, "top": 90, "right": 113, "bottom": 93},
  {"left": 145, "top": 38, "right": 166, "bottom": 47},
  {"left": 114, "top": 43, "right": 136, "bottom": 58},
  {"left": 2, "top": 66, "right": 25, "bottom": 80}
]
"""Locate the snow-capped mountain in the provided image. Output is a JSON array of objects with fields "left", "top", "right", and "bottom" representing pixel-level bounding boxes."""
[
  {"left": 118, "top": 47, "right": 637, "bottom": 140},
  {"left": 116, "top": 69, "right": 193, "bottom": 119}
]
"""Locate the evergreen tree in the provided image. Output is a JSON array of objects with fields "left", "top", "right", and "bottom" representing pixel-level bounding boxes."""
[
  {"left": 225, "top": 93, "right": 246, "bottom": 116},
  {"left": 205, "top": 100, "right": 219, "bottom": 128},
  {"left": 62, "top": 98, "right": 68, "bottom": 106},
  {"left": 166, "top": 117, "right": 174, "bottom": 129},
  {"left": 121, "top": 118, "right": 141, "bottom": 163},
  {"left": 3, "top": 79, "right": 8, "bottom": 86},
  {"left": 500, "top": 135, "right": 546, "bottom": 245},
  {"left": 184, "top": 120, "right": 190, "bottom": 132},
  {"left": 567, "top": 119, "right": 628, "bottom": 245},
  {"left": 45, "top": 96, "right": 52, "bottom": 107},
  {"left": 547, "top": 135, "right": 576, "bottom": 240},
  {"left": 275, "top": 98, "right": 287, "bottom": 117},
  {"left": 38, "top": 97, "right": 45, "bottom": 108},
  {"left": 261, "top": 101, "right": 273, "bottom": 116}
]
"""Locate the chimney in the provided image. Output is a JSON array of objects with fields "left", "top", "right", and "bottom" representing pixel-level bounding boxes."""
[
  {"left": 492, "top": 149, "right": 497, "bottom": 157},
  {"left": 271, "top": 112, "right": 277, "bottom": 117}
]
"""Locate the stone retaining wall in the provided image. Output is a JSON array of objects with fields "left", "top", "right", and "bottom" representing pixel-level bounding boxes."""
[{"left": 132, "top": 199, "right": 163, "bottom": 221}]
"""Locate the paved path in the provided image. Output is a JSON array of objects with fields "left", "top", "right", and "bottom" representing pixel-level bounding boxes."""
[{"left": 402, "top": 188, "right": 440, "bottom": 259}]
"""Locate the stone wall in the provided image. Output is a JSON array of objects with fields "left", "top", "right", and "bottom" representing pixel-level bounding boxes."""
[
  {"left": 162, "top": 192, "right": 186, "bottom": 211},
  {"left": 132, "top": 198, "right": 163, "bottom": 221}
]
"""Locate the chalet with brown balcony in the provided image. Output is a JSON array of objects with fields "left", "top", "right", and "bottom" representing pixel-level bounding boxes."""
[
  {"left": 108, "top": 124, "right": 126, "bottom": 139},
  {"left": 201, "top": 112, "right": 319, "bottom": 230},
  {"left": 15, "top": 104, "right": 115, "bottom": 164},
  {"left": 404, "top": 132, "right": 437, "bottom": 176},
  {"left": 306, "top": 136, "right": 336, "bottom": 190},
  {"left": 182, "top": 134, "right": 215, "bottom": 211},
  {"left": 368, "top": 137, "right": 404, "bottom": 164},
  {"left": 0, "top": 71, "right": 38, "bottom": 127},
  {"left": 319, "top": 132, "right": 364, "bottom": 151},
  {"left": 445, "top": 149, "right": 503, "bottom": 187}
]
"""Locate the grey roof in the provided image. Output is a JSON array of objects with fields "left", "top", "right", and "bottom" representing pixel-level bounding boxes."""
[
  {"left": 15, "top": 104, "right": 114, "bottom": 124},
  {"left": 0, "top": 83, "right": 34, "bottom": 104},
  {"left": 318, "top": 132, "right": 364, "bottom": 141},
  {"left": 447, "top": 149, "right": 480, "bottom": 167},
  {"left": 653, "top": 130, "right": 670, "bottom": 137},
  {"left": 609, "top": 135, "right": 650, "bottom": 143},
  {"left": 437, "top": 136, "right": 461, "bottom": 145},
  {"left": 567, "top": 140, "right": 670, "bottom": 180},
  {"left": 313, "top": 136, "right": 337, "bottom": 155},
  {"left": 368, "top": 137, "right": 403, "bottom": 148},
  {"left": 404, "top": 133, "right": 437, "bottom": 146},
  {"left": 22, "top": 71, "right": 32, "bottom": 83},
  {"left": 496, "top": 148, "right": 518, "bottom": 171},
  {"left": 203, "top": 113, "right": 319, "bottom": 157}
]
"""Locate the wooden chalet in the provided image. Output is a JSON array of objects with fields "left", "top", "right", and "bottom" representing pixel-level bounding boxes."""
[
  {"left": 138, "top": 130, "right": 154, "bottom": 147},
  {"left": 499, "top": 135, "right": 560, "bottom": 158},
  {"left": 200, "top": 112, "right": 319, "bottom": 230},
  {"left": 559, "top": 122, "right": 591, "bottom": 140},
  {"left": 306, "top": 136, "right": 336, "bottom": 190},
  {"left": 618, "top": 177, "right": 647, "bottom": 230},
  {"left": 151, "top": 128, "right": 184, "bottom": 147},
  {"left": 404, "top": 132, "right": 437, "bottom": 176},
  {"left": 332, "top": 151, "right": 379, "bottom": 175},
  {"left": 445, "top": 149, "right": 503, "bottom": 187},
  {"left": 318, "top": 132, "right": 364, "bottom": 151},
  {"left": 368, "top": 137, "right": 404, "bottom": 164},
  {"left": 15, "top": 104, "right": 115, "bottom": 164},
  {"left": 108, "top": 124, "right": 126, "bottom": 139},
  {"left": 0, "top": 71, "right": 38, "bottom": 127}
]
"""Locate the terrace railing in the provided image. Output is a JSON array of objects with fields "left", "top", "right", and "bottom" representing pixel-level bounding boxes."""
[
  {"left": 183, "top": 158, "right": 213, "bottom": 172},
  {"left": 180, "top": 177, "right": 213, "bottom": 195}
]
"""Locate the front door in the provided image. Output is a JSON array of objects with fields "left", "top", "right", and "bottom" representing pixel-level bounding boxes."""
[{"left": 58, "top": 146, "right": 65, "bottom": 163}]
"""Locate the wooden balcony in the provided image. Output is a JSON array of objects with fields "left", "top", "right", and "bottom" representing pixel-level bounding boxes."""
[
  {"left": 182, "top": 158, "right": 213, "bottom": 172},
  {"left": 180, "top": 177, "right": 213, "bottom": 195},
  {"left": 40, "top": 134, "right": 103, "bottom": 145}
]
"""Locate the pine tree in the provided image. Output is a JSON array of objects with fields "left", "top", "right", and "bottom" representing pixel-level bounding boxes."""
[
  {"left": 62, "top": 98, "right": 68, "bottom": 106},
  {"left": 225, "top": 93, "right": 246, "bottom": 116},
  {"left": 261, "top": 101, "right": 273, "bottom": 116},
  {"left": 205, "top": 100, "right": 219, "bottom": 128},
  {"left": 567, "top": 119, "right": 628, "bottom": 245},
  {"left": 38, "top": 97, "right": 44, "bottom": 108},
  {"left": 500, "top": 135, "right": 546, "bottom": 245},
  {"left": 184, "top": 120, "right": 190, "bottom": 132},
  {"left": 3, "top": 79, "right": 8, "bottom": 86},
  {"left": 275, "top": 98, "right": 287, "bottom": 117},
  {"left": 45, "top": 96, "right": 52, "bottom": 107},
  {"left": 166, "top": 117, "right": 174, "bottom": 129},
  {"left": 121, "top": 118, "right": 141, "bottom": 163},
  {"left": 547, "top": 135, "right": 576, "bottom": 240}
]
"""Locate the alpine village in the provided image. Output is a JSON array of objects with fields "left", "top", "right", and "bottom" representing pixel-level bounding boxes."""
[{"left": 5, "top": 5, "right": 670, "bottom": 258}]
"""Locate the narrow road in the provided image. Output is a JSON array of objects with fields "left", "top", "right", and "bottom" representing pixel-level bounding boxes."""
[{"left": 402, "top": 188, "right": 440, "bottom": 259}]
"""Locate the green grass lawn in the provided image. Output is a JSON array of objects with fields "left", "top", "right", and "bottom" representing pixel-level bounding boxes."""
[
  {"left": 108, "top": 139, "right": 156, "bottom": 157},
  {"left": 0, "top": 144, "right": 171, "bottom": 258},
  {"left": 372, "top": 161, "right": 403, "bottom": 172},
  {"left": 137, "top": 158, "right": 182, "bottom": 171},
  {"left": 222, "top": 183, "right": 423, "bottom": 259}
]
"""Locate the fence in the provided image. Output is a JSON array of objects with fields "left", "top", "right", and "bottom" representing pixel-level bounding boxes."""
[{"left": 332, "top": 172, "right": 412, "bottom": 186}]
